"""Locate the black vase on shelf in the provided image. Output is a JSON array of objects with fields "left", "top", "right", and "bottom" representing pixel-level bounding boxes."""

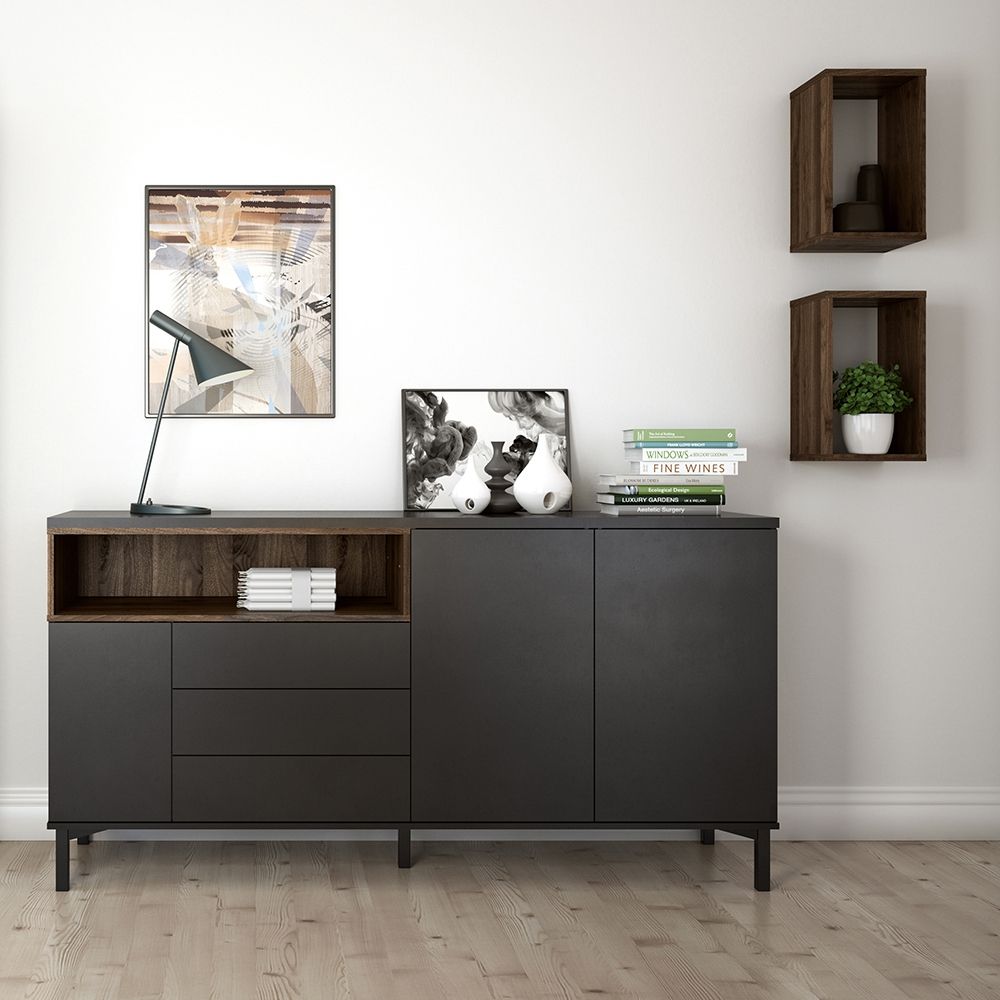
[
  {"left": 833, "top": 163, "right": 886, "bottom": 232},
  {"left": 483, "top": 441, "right": 521, "bottom": 515},
  {"left": 856, "top": 163, "right": 884, "bottom": 203}
]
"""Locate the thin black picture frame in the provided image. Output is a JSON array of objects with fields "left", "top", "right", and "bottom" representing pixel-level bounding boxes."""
[
  {"left": 400, "top": 388, "right": 572, "bottom": 512},
  {"left": 144, "top": 184, "right": 336, "bottom": 418}
]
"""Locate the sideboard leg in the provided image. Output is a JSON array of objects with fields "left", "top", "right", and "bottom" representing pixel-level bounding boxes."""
[
  {"left": 700, "top": 828, "right": 715, "bottom": 845},
  {"left": 55, "top": 830, "right": 70, "bottom": 892},
  {"left": 77, "top": 835, "right": 91, "bottom": 846},
  {"left": 397, "top": 828, "right": 412, "bottom": 869},
  {"left": 754, "top": 828, "right": 770, "bottom": 891}
]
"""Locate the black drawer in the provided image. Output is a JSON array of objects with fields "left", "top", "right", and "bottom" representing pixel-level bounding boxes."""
[
  {"left": 172, "top": 755, "right": 409, "bottom": 822},
  {"left": 173, "top": 690, "right": 409, "bottom": 755},
  {"left": 172, "top": 623, "right": 409, "bottom": 688}
]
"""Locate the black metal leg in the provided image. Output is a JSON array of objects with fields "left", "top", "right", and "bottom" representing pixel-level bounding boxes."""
[
  {"left": 55, "top": 830, "right": 70, "bottom": 892},
  {"left": 700, "top": 828, "right": 715, "bottom": 845},
  {"left": 77, "top": 835, "right": 91, "bottom": 846},
  {"left": 754, "top": 827, "right": 770, "bottom": 891},
  {"left": 397, "top": 828, "right": 412, "bottom": 869}
]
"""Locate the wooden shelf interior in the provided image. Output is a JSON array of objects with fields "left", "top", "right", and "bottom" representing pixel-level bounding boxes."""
[
  {"left": 49, "top": 531, "right": 411, "bottom": 621},
  {"left": 790, "top": 69, "right": 925, "bottom": 252},
  {"left": 790, "top": 291, "right": 926, "bottom": 462}
]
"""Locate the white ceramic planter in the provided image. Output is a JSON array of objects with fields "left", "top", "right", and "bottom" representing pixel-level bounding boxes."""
[
  {"left": 512, "top": 433, "right": 573, "bottom": 513},
  {"left": 450, "top": 460, "right": 490, "bottom": 513},
  {"left": 842, "top": 413, "right": 895, "bottom": 454}
]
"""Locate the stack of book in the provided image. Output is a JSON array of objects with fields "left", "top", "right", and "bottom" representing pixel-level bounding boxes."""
[
  {"left": 237, "top": 567, "right": 337, "bottom": 611},
  {"left": 596, "top": 427, "right": 745, "bottom": 516}
]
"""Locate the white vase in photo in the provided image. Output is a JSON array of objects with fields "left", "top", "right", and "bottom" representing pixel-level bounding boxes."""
[
  {"left": 512, "top": 432, "right": 573, "bottom": 514},
  {"left": 450, "top": 460, "right": 490, "bottom": 514},
  {"left": 842, "top": 413, "right": 895, "bottom": 454}
]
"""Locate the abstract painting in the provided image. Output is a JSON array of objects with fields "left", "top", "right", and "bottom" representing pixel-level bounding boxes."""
[
  {"left": 402, "top": 389, "right": 571, "bottom": 510},
  {"left": 146, "top": 186, "right": 334, "bottom": 416}
]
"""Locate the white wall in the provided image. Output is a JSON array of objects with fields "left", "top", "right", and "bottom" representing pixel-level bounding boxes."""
[{"left": 2, "top": 0, "right": 998, "bottom": 839}]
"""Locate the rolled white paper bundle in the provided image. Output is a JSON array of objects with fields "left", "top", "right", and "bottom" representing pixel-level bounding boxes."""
[
  {"left": 235, "top": 591, "right": 339, "bottom": 600},
  {"left": 238, "top": 575, "right": 337, "bottom": 582},
  {"left": 239, "top": 567, "right": 336, "bottom": 578},
  {"left": 236, "top": 590, "right": 337, "bottom": 601},
  {"left": 236, "top": 567, "right": 338, "bottom": 610},
  {"left": 236, "top": 586, "right": 338, "bottom": 593},
  {"left": 236, "top": 601, "right": 337, "bottom": 611},
  {"left": 236, "top": 590, "right": 337, "bottom": 604},
  {"left": 235, "top": 591, "right": 337, "bottom": 599},
  {"left": 236, "top": 600, "right": 337, "bottom": 611}
]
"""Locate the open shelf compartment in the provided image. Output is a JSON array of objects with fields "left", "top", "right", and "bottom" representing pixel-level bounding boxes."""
[
  {"left": 790, "top": 290, "right": 926, "bottom": 462},
  {"left": 49, "top": 529, "right": 411, "bottom": 621},
  {"left": 790, "top": 69, "right": 926, "bottom": 253}
]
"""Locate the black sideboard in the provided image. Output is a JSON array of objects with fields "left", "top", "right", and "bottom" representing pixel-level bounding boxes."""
[{"left": 47, "top": 509, "right": 778, "bottom": 890}]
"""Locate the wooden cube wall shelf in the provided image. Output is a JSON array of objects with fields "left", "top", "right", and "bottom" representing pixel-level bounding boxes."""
[
  {"left": 790, "top": 291, "right": 926, "bottom": 461},
  {"left": 790, "top": 69, "right": 926, "bottom": 252}
]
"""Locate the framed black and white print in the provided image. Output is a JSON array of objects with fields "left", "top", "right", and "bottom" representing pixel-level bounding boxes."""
[
  {"left": 402, "top": 389, "right": 571, "bottom": 510},
  {"left": 146, "top": 186, "right": 334, "bottom": 416}
]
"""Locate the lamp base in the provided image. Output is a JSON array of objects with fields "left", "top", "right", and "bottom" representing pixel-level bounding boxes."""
[{"left": 130, "top": 502, "right": 211, "bottom": 516}]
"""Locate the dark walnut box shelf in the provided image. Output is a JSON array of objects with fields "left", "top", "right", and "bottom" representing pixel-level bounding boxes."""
[
  {"left": 790, "top": 69, "right": 926, "bottom": 253},
  {"left": 790, "top": 290, "right": 926, "bottom": 462},
  {"left": 48, "top": 528, "right": 410, "bottom": 622}
]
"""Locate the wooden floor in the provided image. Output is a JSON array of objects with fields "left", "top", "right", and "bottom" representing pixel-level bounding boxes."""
[{"left": 0, "top": 839, "right": 998, "bottom": 1000}]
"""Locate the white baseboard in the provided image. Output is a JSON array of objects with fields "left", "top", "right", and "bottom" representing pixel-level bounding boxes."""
[
  {"left": 777, "top": 786, "right": 1000, "bottom": 840},
  {"left": 2, "top": 787, "right": 998, "bottom": 842},
  {"left": 0, "top": 788, "right": 48, "bottom": 840}
]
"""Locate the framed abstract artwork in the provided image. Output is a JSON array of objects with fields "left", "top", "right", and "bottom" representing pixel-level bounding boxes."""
[
  {"left": 402, "top": 389, "right": 571, "bottom": 510},
  {"left": 146, "top": 186, "right": 334, "bottom": 416}
]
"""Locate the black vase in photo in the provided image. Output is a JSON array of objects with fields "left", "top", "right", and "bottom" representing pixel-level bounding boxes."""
[{"left": 483, "top": 441, "right": 521, "bottom": 515}]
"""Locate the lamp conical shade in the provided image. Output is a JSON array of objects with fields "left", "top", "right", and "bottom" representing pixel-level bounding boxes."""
[
  {"left": 149, "top": 310, "right": 254, "bottom": 388},
  {"left": 186, "top": 332, "right": 253, "bottom": 387}
]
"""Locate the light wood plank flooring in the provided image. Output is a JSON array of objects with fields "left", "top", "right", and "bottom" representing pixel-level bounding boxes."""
[{"left": 0, "top": 839, "right": 998, "bottom": 999}]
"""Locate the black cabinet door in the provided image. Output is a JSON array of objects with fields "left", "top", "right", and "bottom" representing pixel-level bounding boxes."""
[
  {"left": 595, "top": 529, "right": 777, "bottom": 823},
  {"left": 49, "top": 623, "right": 171, "bottom": 822},
  {"left": 412, "top": 529, "right": 594, "bottom": 822}
]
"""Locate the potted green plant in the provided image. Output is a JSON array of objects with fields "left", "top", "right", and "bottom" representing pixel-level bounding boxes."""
[{"left": 833, "top": 361, "right": 913, "bottom": 454}]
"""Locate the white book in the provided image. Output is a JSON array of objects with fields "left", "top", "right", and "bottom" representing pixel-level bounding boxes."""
[
  {"left": 599, "top": 505, "right": 722, "bottom": 516},
  {"left": 628, "top": 461, "right": 739, "bottom": 476},
  {"left": 596, "top": 474, "right": 724, "bottom": 487},
  {"left": 624, "top": 447, "right": 747, "bottom": 461}
]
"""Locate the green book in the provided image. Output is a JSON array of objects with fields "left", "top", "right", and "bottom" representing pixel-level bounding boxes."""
[
  {"left": 602, "top": 485, "right": 725, "bottom": 496},
  {"left": 623, "top": 428, "right": 736, "bottom": 442}
]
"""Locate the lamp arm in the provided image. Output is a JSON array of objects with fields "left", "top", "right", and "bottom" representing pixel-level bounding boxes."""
[{"left": 135, "top": 337, "right": 181, "bottom": 506}]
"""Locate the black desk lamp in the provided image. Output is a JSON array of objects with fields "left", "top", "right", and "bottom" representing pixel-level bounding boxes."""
[{"left": 131, "top": 310, "right": 253, "bottom": 515}]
